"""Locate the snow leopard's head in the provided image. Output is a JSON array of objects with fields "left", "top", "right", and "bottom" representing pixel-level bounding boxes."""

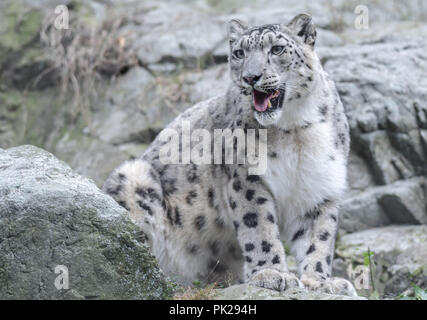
[{"left": 228, "top": 14, "right": 317, "bottom": 126}]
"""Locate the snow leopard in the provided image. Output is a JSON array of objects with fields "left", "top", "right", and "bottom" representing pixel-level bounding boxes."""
[{"left": 103, "top": 13, "right": 357, "bottom": 296}]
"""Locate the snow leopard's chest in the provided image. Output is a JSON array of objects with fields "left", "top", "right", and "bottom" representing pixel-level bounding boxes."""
[{"left": 263, "top": 123, "right": 347, "bottom": 229}]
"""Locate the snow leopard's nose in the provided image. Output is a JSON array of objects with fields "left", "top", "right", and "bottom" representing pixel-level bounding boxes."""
[{"left": 243, "top": 74, "right": 262, "bottom": 86}]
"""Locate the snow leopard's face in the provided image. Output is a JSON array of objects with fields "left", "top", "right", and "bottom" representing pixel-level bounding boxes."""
[{"left": 228, "top": 14, "right": 317, "bottom": 126}]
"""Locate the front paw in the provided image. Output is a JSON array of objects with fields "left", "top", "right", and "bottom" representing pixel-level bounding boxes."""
[
  {"left": 248, "top": 268, "right": 303, "bottom": 291},
  {"left": 301, "top": 274, "right": 357, "bottom": 297}
]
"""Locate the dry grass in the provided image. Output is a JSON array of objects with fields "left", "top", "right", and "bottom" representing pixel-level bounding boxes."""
[
  {"left": 173, "top": 282, "right": 219, "bottom": 300},
  {"left": 37, "top": 8, "right": 138, "bottom": 122},
  {"left": 150, "top": 74, "right": 191, "bottom": 116}
]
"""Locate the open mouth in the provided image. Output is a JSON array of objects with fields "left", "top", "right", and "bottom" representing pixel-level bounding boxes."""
[{"left": 252, "top": 89, "right": 285, "bottom": 113}]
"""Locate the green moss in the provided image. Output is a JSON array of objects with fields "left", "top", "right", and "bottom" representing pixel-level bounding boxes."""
[{"left": 0, "top": 1, "right": 42, "bottom": 60}]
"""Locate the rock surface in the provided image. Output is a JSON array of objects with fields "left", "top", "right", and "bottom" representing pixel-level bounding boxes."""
[
  {"left": 0, "top": 145, "right": 174, "bottom": 299},
  {"left": 334, "top": 225, "right": 427, "bottom": 297},
  {"left": 321, "top": 40, "right": 427, "bottom": 232},
  {"left": 213, "top": 284, "right": 366, "bottom": 300}
]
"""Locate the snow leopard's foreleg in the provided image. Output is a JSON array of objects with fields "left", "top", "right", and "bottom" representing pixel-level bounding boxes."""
[
  {"left": 290, "top": 199, "right": 357, "bottom": 296},
  {"left": 228, "top": 171, "right": 303, "bottom": 291}
]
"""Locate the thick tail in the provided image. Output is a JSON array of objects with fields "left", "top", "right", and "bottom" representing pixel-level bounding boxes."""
[{"left": 103, "top": 159, "right": 165, "bottom": 243}]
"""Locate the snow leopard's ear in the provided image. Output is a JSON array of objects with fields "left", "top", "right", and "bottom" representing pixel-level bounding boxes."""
[
  {"left": 287, "top": 13, "right": 316, "bottom": 47},
  {"left": 228, "top": 19, "right": 248, "bottom": 45}
]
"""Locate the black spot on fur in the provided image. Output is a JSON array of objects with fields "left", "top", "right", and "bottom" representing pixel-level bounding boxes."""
[
  {"left": 315, "top": 262, "right": 323, "bottom": 273},
  {"left": 266, "top": 213, "right": 275, "bottom": 223},
  {"left": 137, "top": 201, "right": 153, "bottom": 216},
  {"left": 256, "top": 197, "right": 267, "bottom": 204},
  {"left": 186, "top": 190, "right": 198, "bottom": 205},
  {"left": 247, "top": 175, "right": 260, "bottom": 182},
  {"left": 302, "top": 121, "right": 312, "bottom": 129},
  {"left": 174, "top": 207, "right": 182, "bottom": 226},
  {"left": 319, "top": 104, "right": 328, "bottom": 116},
  {"left": 106, "top": 184, "right": 121, "bottom": 195},
  {"left": 243, "top": 212, "right": 258, "bottom": 228},
  {"left": 215, "top": 217, "right": 225, "bottom": 229},
  {"left": 261, "top": 241, "right": 273, "bottom": 253},
  {"left": 269, "top": 151, "right": 277, "bottom": 158},
  {"left": 149, "top": 169, "right": 159, "bottom": 181},
  {"left": 232, "top": 179, "right": 242, "bottom": 192},
  {"left": 208, "top": 187, "right": 215, "bottom": 207},
  {"left": 161, "top": 199, "right": 167, "bottom": 211},
  {"left": 117, "top": 200, "right": 129, "bottom": 210},
  {"left": 135, "top": 187, "right": 145, "bottom": 197},
  {"left": 272, "top": 255, "right": 280, "bottom": 264},
  {"left": 246, "top": 256, "right": 253, "bottom": 263},
  {"left": 330, "top": 214, "right": 337, "bottom": 222},
  {"left": 246, "top": 189, "right": 255, "bottom": 201},
  {"left": 319, "top": 231, "right": 330, "bottom": 241},
  {"left": 338, "top": 133, "right": 346, "bottom": 145},
  {"left": 188, "top": 244, "right": 199, "bottom": 254},
  {"left": 147, "top": 188, "right": 161, "bottom": 202},
  {"left": 163, "top": 178, "right": 177, "bottom": 196},
  {"left": 292, "top": 229, "right": 305, "bottom": 242},
  {"left": 233, "top": 221, "right": 239, "bottom": 231},
  {"left": 245, "top": 243, "right": 255, "bottom": 252},
  {"left": 118, "top": 173, "right": 126, "bottom": 181},
  {"left": 326, "top": 255, "right": 331, "bottom": 265},
  {"left": 187, "top": 167, "right": 198, "bottom": 183},
  {"left": 257, "top": 260, "right": 266, "bottom": 266},
  {"left": 166, "top": 207, "right": 174, "bottom": 225},
  {"left": 194, "top": 215, "right": 205, "bottom": 231},
  {"left": 306, "top": 244, "right": 315, "bottom": 255},
  {"left": 306, "top": 208, "right": 321, "bottom": 220},
  {"left": 229, "top": 197, "right": 237, "bottom": 210}
]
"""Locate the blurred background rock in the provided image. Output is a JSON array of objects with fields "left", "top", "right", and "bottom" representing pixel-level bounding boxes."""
[{"left": 0, "top": 0, "right": 426, "bottom": 299}]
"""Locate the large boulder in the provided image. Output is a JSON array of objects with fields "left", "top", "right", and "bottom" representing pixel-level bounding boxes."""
[
  {"left": 340, "top": 177, "right": 427, "bottom": 232},
  {"left": 334, "top": 225, "right": 427, "bottom": 298},
  {"left": 320, "top": 40, "right": 427, "bottom": 232},
  {"left": 0, "top": 145, "right": 174, "bottom": 299}
]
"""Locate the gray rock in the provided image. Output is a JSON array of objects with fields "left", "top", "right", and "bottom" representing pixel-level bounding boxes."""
[
  {"left": 334, "top": 225, "right": 427, "bottom": 297},
  {"left": 127, "top": 1, "right": 227, "bottom": 69},
  {"left": 340, "top": 177, "right": 427, "bottom": 232},
  {"left": 322, "top": 41, "right": 427, "bottom": 186},
  {"left": 212, "top": 284, "right": 366, "bottom": 300},
  {"left": 0, "top": 145, "right": 174, "bottom": 299},
  {"left": 321, "top": 41, "right": 427, "bottom": 231}
]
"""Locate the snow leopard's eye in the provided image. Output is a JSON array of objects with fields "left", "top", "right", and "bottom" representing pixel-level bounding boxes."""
[
  {"left": 271, "top": 45, "right": 285, "bottom": 55},
  {"left": 233, "top": 49, "right": 245, "bottom": 59}
]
